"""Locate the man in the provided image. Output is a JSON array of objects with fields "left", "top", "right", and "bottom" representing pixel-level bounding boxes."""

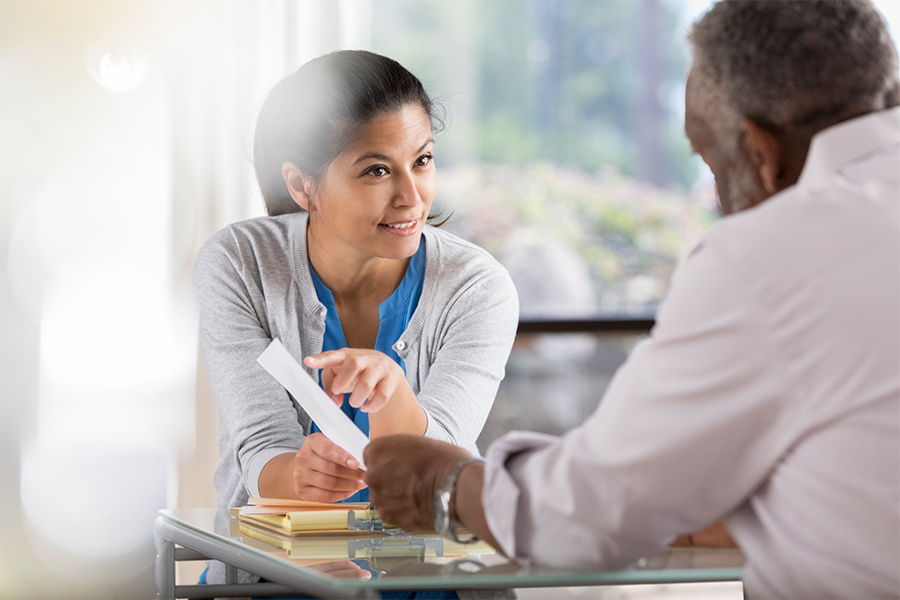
[{"left": 363, "top": 1, "right": 900, "bottom": 598}]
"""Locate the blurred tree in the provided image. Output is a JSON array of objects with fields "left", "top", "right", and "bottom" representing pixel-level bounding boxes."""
[{"left": 371, "top": 0, "right": 696, "bottom": 187}]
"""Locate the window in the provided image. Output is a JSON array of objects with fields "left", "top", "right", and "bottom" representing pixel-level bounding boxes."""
[
  {"left": 367, "top": 0, "right": 900, "bottom": 446},
  {"left": 369, "top": 0, "right": 716, "bottom": 444},
  {"left": 371, "top": 0, "right": 717, "bottom": 320}
]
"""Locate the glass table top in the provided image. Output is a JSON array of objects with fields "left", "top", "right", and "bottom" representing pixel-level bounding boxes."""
[{"left": 161, "top": 508, "right": 744, "bottom": 591}]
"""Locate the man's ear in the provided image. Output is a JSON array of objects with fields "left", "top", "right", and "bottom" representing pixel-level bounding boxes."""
[
  {"left": 740, "top": 119, "right": 783, "bottom": 195},
  {"left": 282, "top": 162, "right": 313, "bottom": 211}
]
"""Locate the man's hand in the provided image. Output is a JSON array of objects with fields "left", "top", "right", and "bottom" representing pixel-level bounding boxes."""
[{"left": 363, "top": 434, "right": 472, "bottom": 532}]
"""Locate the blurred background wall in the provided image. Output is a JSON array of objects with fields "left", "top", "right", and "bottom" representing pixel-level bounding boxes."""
[
  {"left": 1, "top": 1, "right": 364, "bottom": 595},
  {"left": 2, "top": 1, "right": 897, "bottom": 598}
]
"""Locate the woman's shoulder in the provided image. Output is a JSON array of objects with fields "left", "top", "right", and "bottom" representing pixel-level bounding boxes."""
[
  {"left": 419, "top": 226, "right": 519, "bottom": 334},
  {"left": 423, "top": 226, "right": 516, "bottom": 299},
  {"left": 196, "top": 213, "right": 303, "bottom": 265},
  {"left": 193, "top": 213, "right": 306, "bottom": 290},
  {"left": 424, "top": 225, "right": 506, "bottom": 273},
  {"left": 201, "top": 213, "right": 301, "bottom": 253}
]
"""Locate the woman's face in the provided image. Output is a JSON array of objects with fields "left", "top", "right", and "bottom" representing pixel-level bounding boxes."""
[{"left": 306, "top": 104, "right": 436, "bottom": 263}]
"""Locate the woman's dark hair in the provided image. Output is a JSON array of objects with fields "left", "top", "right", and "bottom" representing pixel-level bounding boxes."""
[{"left": 254, "top": 50, "right": 442, "bottom": 217}]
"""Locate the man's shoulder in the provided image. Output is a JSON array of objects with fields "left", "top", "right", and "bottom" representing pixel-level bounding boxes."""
[
  {"left": 688, "top": 177, "right": 898, "bottom": 297},
  {"left": 709, "top": 162, "right": 897, "bottom": 240}
]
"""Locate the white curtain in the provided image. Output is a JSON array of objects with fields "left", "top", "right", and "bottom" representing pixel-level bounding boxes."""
[{"left": 0, "top": 1, "right": 368, "bottom": 597}]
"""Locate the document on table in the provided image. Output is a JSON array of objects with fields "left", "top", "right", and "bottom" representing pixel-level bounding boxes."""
[{"left": 257, "top": 338, "right": 369, "bottom": 469}]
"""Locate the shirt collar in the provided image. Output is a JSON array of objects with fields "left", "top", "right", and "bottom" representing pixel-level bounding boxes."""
[
  {"left": 797, "top": 106, "right": 900, "bottom": 190},
  {"left": 307, "top": 235, "right": 426, "bottom": 319},
  {"left": 379, "top": 236, "right": 426, "bottom": 320}
]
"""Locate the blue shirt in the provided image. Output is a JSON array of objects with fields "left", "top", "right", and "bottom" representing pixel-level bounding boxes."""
[{"left": 308, "top": 238, "right": 426, "bottom": 503}]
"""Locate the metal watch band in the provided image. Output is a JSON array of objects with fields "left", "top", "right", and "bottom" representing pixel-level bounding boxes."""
[{"left": 433, "top": 456, "right": 484, "bottom": 543}]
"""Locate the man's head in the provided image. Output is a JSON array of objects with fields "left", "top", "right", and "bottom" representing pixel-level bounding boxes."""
[{"left": 686, "top": 0, "right": 899, "bottom": 215}]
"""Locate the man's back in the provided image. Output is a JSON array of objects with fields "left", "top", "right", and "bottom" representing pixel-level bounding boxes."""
[
  {"left": 474, "top": 108, "right": 899, "bottom": 599},
  {"left": 708, "top": 108, "right": 899, "bottom": 597}
]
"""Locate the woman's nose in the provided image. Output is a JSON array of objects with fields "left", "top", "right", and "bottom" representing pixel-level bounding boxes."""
[{"left": 392, "top": 171, "right": 421, "bottom": 207}]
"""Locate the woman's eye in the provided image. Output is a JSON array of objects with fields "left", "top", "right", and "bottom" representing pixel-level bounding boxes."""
[
  {"left": 365, "top": 165, "right": 388, "bottom": 177},
  {"left": 416, "top": 153, "right": 433, "bottom": 167}
]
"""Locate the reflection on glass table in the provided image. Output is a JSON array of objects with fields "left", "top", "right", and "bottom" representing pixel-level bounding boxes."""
[
  {"left": 234, "top": 516, "right": 500, "bottom": 577},
  {"left": 155, "top": 509, "right": 743, "bottom": 598}
]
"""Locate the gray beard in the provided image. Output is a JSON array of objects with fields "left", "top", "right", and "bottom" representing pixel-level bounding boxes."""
[{"left": 717, "top": 151, "right": 766, "bottom": 216}]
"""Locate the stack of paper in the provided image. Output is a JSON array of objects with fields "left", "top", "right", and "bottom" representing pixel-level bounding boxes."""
[
  {"left": 236, "top": 498, "right": 382, "bottom": 536},
  {"left": 238, "top": 520, "right": 495, "bottom": 563},
  {"left": 234, "top": 498, "right": 495, "bottom": 565}
]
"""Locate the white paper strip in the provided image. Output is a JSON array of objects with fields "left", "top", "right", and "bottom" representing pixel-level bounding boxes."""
[{"left": 257, "top": 338, "right": 369, "bottom": 469}]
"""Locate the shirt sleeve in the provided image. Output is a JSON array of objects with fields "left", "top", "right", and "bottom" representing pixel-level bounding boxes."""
[
  {"left": 193, "top": 230, "right": 306, "bottom": 498},
  {"left": 417, "top": 268, "right": 520, "bottom": 452},
  {"left": 482, "top": 239, "right": 799, "bottom": 569}
]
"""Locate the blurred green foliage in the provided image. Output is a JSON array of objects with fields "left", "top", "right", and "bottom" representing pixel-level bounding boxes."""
[
  {"left": 436, "top": 162, "right": 717, "bottom": 313},
  {"left": 372, "top": 0, "right": 698, "bottom": 187},
  {"left": 372, "top": 0, "right": 718, "bottom": 313}
]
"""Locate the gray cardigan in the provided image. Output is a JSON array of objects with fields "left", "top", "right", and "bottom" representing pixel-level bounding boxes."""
[{"left": 193, "top": 211, "right": 519, "bottom": 541}]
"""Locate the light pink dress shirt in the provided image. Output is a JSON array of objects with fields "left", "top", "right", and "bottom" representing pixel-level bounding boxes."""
[{"left": 483, "top": 107, "right": 900, "bottom": 599}]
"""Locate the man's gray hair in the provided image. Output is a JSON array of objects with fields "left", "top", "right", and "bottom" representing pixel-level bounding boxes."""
[{"left": 689, "top": 0, "right": 899, "bottom": 138}]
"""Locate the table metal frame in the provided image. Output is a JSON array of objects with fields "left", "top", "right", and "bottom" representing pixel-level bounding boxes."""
[{"left": 155, "top": 509, "right": 743, "bottom": 600}]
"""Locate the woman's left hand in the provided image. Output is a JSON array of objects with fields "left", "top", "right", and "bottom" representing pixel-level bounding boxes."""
[{"left": 304, "top": 349, "right": 406, "bottom": 413}]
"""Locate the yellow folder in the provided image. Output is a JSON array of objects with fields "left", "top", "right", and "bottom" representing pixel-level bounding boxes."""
[
  {"left": 238, "top": 519, "right": 495, "bottom": 562},
  {"left": 241, "top": 507, "right": 379, "bottom": 533}
]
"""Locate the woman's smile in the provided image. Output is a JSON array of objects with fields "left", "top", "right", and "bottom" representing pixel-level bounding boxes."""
[{"left": 379, "top": 218, "right": 420, "bottom": 236}]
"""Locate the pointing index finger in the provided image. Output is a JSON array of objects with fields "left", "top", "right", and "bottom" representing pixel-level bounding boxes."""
[{"left": 304, "top": 349, "right": 346, "bottom": 367}]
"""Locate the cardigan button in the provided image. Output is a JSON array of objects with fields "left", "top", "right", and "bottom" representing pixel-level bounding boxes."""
[
  {"left": 395, "top": 340, "right": 407, "bottom": 351},
  {"left": 318, "top": 307, "right": 327, "bottom": 319}
]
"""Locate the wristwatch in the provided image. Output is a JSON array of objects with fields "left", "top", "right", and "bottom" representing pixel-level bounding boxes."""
[{"left": 433, "top": 456, "right": 483, "bottom": 543}]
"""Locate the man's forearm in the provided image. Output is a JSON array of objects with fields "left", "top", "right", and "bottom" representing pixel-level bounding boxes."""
[{"left": 453, "top": 461, "right": 504, "bottom": 555}]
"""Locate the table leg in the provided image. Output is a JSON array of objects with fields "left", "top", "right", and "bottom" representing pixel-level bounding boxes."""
[
  {"left": 156, "top": 514, "right": 365, "bottom": 598},
  {"left": 225, "top": 564, "right": 237, "bottom": 584},
  {"left": 154, "top": 516, "right": 176, "bottom": 600}
]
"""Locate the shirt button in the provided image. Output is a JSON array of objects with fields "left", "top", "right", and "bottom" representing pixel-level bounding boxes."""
[{"left": 395, "top": 340, "right": 406, "bottom": 351}]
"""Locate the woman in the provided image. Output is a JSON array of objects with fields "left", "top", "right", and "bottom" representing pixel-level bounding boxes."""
[{"left": 193, "top": 50, "right": 519, "bottom": 589}]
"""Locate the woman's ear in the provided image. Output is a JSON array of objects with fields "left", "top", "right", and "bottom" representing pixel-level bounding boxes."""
[
  {"left": 740, "top": 119, "right": 783, "bottom": 196},
  {"left": 282, "top": 162, "right": 313, "bottom": 211}
]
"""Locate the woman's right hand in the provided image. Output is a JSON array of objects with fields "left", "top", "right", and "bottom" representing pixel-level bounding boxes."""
[{"left": 293, "top": 432, "right": 367, "bottom": 502}]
